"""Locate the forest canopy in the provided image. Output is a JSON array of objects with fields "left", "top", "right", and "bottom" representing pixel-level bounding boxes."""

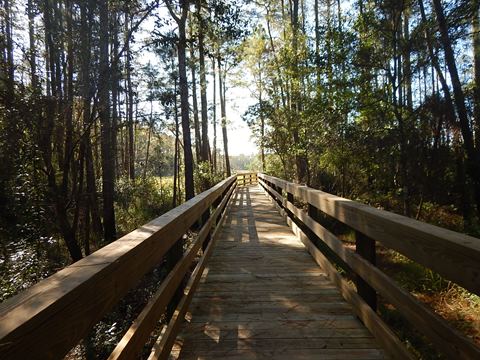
[
  {"left": 1, "top": 0, "right": 480, "bottom": 357},
  {"left": 0, "top": 0, "right": 479, "bottom": 296}
]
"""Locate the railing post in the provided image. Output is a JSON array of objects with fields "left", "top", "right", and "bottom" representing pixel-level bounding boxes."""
[
  {"left": 307, "top": 203, "right": 317, "bottom": 221},
  {"left": 287, "top": 191, "right": 294, "bottom": 205},
  {"left": 166, "top": 235, "right": 185, "bottom": 319},
  {"left": 201, "top": 207, "right": 211, "bottom": 251},
  {"left": 355, "top": 231, "right": 377, "bottom": 311},
  {"left": 213, "top": 193, "right": 222, "bottom": 226}
]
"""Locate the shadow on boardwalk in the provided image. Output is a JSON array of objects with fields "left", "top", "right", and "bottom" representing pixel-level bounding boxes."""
[{"left": 170, "top": 185, "right": 386, "bottom": 360}]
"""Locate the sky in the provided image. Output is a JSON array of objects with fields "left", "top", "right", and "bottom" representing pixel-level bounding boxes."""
[
  {"left": 137, "top": 7, "right": 259, "bottom": 158},
  {"left": 215, "top": 78, "right": 258, "bottom": 156}
]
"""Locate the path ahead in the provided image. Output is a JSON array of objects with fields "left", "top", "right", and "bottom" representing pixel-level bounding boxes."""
[{"left": 171, "top": 185, "right": 387, "bottom": 359}]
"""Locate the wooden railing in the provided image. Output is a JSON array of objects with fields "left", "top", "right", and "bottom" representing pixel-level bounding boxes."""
[
  {"left": 236, "top": 171, "right": 258, "bottom": 186},
  {"left": 258, "top": 173, "right": 480, "bottom": 360},
  {"left": 0, "top": 175, "right": 237, "bottom": 360}
]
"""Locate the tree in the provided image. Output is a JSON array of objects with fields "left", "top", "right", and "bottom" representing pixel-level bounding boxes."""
[
  {"left": 165, "top": 0, "right": 195, "bottom": 200},
  {"left": 432, "top": 0, "right": 480, "bottom": 219}
]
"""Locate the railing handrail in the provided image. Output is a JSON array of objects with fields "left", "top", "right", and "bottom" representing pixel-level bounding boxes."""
[
  {"left": 235, "top": 171, "right": 258, "bottom": 186},
  {"left": 258, "top": 173, "right": 480, "bottom": 295},
  {"left": 0, "top": 175, "right": 237, "bottom": 360},
  {"left": 258, "top": 173, "right": 480, "bottom": 359}
]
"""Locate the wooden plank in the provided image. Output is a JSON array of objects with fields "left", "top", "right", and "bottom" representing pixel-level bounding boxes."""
[
  {"left": 265, "top": 180, "right": 480, "bottom": 360},
  {"left": 187, "top": 302, "right": 354, "bottom": 316},
  {"left": 189, "top": 293, "right": 345, "bottom": 303},
  {"left": 191, "top": 288, "right": 341, "bottom": 298},
  {"left": 259, "top": 174, "right": 480, "bottom": 296},
  {"left": 191, "top": 282, "right": 338, "bottom": 294},
  {"left": 259, "top": 182, "right": 413, "bottom": 360},
  {"left": 0, "top": 176, "right": 236, "bottom": 360},
  {"left": 178, "top": 319, "right": 370, "bottom": 333},
  {"left": 147, "top": 184, "right": 236, "bottom": 360},
  {"left": 171, "top": 185, "right": 388, "bottom": 360},
  {"left": 172, "top": 337, "right": 379, "bottom": 352},
  {"left": 170, "top": 348, "right": 386, "bottom": 360},
  {"left": 108, "top": 182, "right": 236, "bottom": 359},
  {"left": 355, "top": 231, "right": 377, "bottom": 311},
  {"left": 185, "top": 313, "right": 366, "bottom": 323},
  {"left": 179, "top": 326, "right": 373, "bottom": 340}
]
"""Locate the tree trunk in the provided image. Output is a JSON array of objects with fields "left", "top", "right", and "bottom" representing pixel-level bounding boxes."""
[
  {"left": 27, "top": 0, "right": 38, "bottom": 89},
  {"left": 99, "top": 0, "right": 116, "bottom": 243},
  {"left": 258, "top": 61, "right": 266, "bottom": 172},
  {"left": 176, "top": 4, "right": 195, "bottom": 200},
  {"left": 173, "top": 79, "right": 179, "bottom": 208},
  {"left": 314, "top": 0, "right": 321, "bottom": 87},
  {"left": 212, "top": 57, "right": 217, "bottom": 171},
  {"left": 144, "top": 95, "right": 153, "bottom": 179},
  {"left": 473, "top": 0, "right": 480, "bottom": 150},
  {"left": 432, "top": 0, "right": 480, "bottom": 217},
  {"left": 190, "top": 45, "right": 202, "bottom": 162},
  {"left": 125, "top": 12, "right": 135, "bottom": 180},
  {"left": 79, "top": 0, "right": 103, "bottom": 245},
  {"left": 111, "top": 10, "right": 120, "bottom": 181},
  {"left": 291, "top": 0, "right": 307, "bottom": 184},
  {"left": 4, "top": 0, "right": 14, "bottom": 96},
  {"left": 403, "top": 5, "right": 413, "bottom": 109},
  {"left": 197, "top": 0, "right": 210, "bottom": 163},
  {"left": 218, "top": 57, "right": 231, "bottom": 176}
]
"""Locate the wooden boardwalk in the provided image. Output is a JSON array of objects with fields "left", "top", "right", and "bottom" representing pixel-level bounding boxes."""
[{"left": 170, "top": 185, "right": 387, "bottom": 359}]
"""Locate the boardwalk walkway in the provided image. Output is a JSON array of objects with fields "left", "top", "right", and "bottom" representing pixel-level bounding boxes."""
[{"left": 170, "top": 185, "right": 387, "bottom": 359}]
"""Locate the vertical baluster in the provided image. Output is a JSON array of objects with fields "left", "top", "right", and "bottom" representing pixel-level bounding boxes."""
[
  {"left": 355, "top": 231, "right": 377, "bottom": 310},
  {"left": 166, "top": 235, "right": 185, "bottom": 319}
]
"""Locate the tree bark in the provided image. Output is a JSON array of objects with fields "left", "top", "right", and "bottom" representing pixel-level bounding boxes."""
[
  {"left": 173, "top": 78, "right": 179, "bottom": 208},
  {"left": 212, "top": 57, "right": 217, "bottom": 171},
  {"left": 473, "top": 0, "right": 480, "bottom": 149},
  {"left": 432, "top": 0, "right": 480, "bottom": 217},
  {"left": 190, "top": 45, "right": 202, "bottom": 162},
  {"left": 125, "top": 12, "right": 135, "bottom": 180},
  {"left": 27, "top": 0, "right": 38, "bottom": 89},
  {"left": 111, "top": 10, "right": 120, "bottom": 181},
  {"left": 99, "top": 0, "right": 117, "bottom": 243},
  {"left": 80, "top": 0, "right": 103, "bottom": 242},
  {"left": 197, "top": 0, "right": 210, "bottom": 163},
  {"left": 218, "top": 56, "right": 231, "bottom": 176},
  {"left": 166, "top": 0, "right": 195, "bottom": 200},
  {"left": 291, "top": 0, "right": 308, "bottom": 184}
]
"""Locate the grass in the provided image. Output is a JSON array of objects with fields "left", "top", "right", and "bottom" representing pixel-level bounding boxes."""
[{"left": 377, "top": 247, "right": 480, "bottom": 346}]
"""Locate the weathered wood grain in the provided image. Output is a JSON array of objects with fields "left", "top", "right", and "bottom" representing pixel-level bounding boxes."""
[
  {"left": 108, "top": 181, "right": 236, "bottom": 359},
  {"left": 260, "top": 175, "right": 480, "bottom": 359},
  {"left": 0, "top": 176, "right": 236, "bottom": 360},
  {"left": 259, "top": 180, "right": 413, "bottom": 360},
  {"left": 171, "top": 185, "right": 388, "bottom": 359},
  {"left": 147, "top": 181, "right": 236, "bottom": 360},
  {"left": 258, "top": 173, "right": 480, "bottom": 296},
  {"left": 279, "top": 185, "right": 480, "bottom": 359}
]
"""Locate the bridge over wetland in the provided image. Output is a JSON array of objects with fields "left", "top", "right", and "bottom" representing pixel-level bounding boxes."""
[{"left": 0, "top": 173, "right": 479, "bottom": 359}]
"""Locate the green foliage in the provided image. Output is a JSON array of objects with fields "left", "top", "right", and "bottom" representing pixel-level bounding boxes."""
[
  {"left": 229, "top": 154, "right": 258, "bottom": 171},
  {"left": 194, "top": 161, "right": 224, "bottom": 193},
  {"left": 115, "top": 176, "right": 174, "bottom": 236}
]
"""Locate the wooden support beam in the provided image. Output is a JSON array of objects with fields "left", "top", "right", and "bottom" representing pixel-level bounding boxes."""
[
  {"left": 258, "top": 173, "right": 480, "bottom": 296},
  {"left": 0, "top": 176, "right": 236, "bottom": 360},
  {"left": 107, "top": 182, "right": 236, "bottom": 360},
  {"left": 355, "top": 231, "right": 377, "bottom": 311},
  {"left": 259, "top": 174, "right": 480, "bottom": 359}
]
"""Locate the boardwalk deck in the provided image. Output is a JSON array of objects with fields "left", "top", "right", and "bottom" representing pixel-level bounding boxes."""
[{"left": 170, "top": 185, "right": 387, "bottom": 359}]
